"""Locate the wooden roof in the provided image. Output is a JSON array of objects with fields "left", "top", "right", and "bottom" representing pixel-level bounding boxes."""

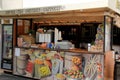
[
  {"left": 33, "top": 7, "right": 109, "bottom": 24},
  {"left": 0, "top": 7, "right": 110, "bottom": 23}
]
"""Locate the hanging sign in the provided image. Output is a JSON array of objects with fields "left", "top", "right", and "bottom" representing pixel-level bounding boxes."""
[
  {"left": 0, "top": 6, "right": 65, "bottom": 15},
  {"left": 1, "top": 19, "right": 13, "bottom": 24}
]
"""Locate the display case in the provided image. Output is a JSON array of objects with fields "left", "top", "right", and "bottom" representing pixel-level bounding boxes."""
[{"left": 1, "top": 24, "right": 13, "bottom": 70}]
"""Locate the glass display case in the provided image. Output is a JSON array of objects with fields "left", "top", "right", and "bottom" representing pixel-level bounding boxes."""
[{"left": 1, "top": 24, "right": 13, "bottom": 70}]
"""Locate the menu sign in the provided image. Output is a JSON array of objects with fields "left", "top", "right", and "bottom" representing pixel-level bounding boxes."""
[
  {"left": 1, "top": 19, "right": 13, "bottom": 24},
  {"left": 0, "top": 6, "right": 64, "bottom": 15}
]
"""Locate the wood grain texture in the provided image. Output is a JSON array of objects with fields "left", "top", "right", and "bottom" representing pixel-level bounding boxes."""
[{"left": 104, "top": 51, "right": 115, "bottom": 80}]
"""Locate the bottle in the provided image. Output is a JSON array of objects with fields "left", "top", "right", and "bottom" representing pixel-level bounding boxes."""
[
  {"left": 115, "top": 51, "right": 119, "bottom": 60},
  {"left": 88, "top": 43, "right": 91, "bottom": 51}
]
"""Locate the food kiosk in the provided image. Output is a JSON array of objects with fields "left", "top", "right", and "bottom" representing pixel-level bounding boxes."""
[{"left": 0, "top": 0, "right": 120, "bottom": 80}]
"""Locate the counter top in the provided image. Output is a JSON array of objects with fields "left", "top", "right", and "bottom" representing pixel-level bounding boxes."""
[
  {"left": 14, "top": 47, "right": 104, "bottom": 55},
  {"left": 67, "top": 48, "right": 104, "bottom": 55}
]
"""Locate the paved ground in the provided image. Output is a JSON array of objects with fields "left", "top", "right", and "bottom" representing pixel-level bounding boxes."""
[
  {"left": 0, "top": 69, "right": 33, "bottom": 80},
  {"left": 0, "top": 73, "right": 33, "bottom": 80}
]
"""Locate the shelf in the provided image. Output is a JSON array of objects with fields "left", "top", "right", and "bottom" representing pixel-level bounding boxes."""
[
  {"left": 2, "top": 58, "right": 12, "bottom": 60},
  {"left": 14, "top": 46, "right": 52, "bottom": 50},
  {"left": 66, "top": 48, "right": 104, "bottom": 55},
  {"left": 14, "top": 46, "right": 104, "bottom": 55}
]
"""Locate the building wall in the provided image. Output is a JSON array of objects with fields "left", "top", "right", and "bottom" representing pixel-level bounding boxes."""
[
  {"left": 0, "top": 23, "right": 2, "bottom": 68},
  {"left": 0, "top": 0, "right": 2, "bottom": 10},
  {"left": 1, "top": 0, "right": 23, "bottom": 10},
  {"left": 63, "top": 0, "right": 108, "bottom": 11},
  {"left": 23, "top": 0, "right": 108, "bottom": 9},
  {"left": 0, "top": 0, "right": 108, "bottom": 10},
  {"left": 108, "top": 0, "right": 120, "bottom": 14},
  {"left": 1, "top": 0, "right": 120, "bottom": 14}
]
